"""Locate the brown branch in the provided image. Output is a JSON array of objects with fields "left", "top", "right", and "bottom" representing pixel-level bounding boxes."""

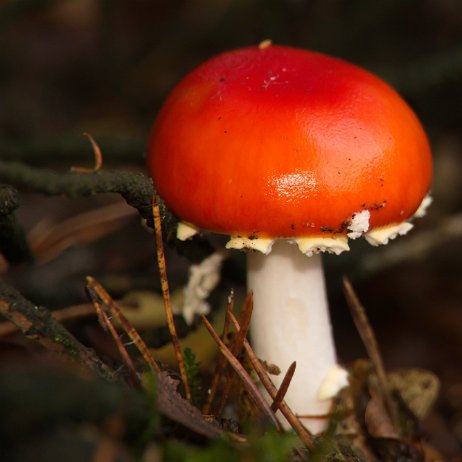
[{"left": 0, "top": 277, "right": 114, "bottom": 381}]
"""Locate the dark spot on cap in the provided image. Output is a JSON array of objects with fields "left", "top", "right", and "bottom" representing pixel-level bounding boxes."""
[
  {"left": 368, "top": 201, "right": 387, "bottom": 211},
  {"left": 333, "top": 220, "right": 350, "bottom": 234}
]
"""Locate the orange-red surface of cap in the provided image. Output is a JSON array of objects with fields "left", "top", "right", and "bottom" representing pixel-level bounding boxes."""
[{"left": 148, "top": 45, "right": 432, "bottom": 239}]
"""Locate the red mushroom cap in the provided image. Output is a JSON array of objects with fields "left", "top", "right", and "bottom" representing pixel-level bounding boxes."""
[{"left": 148, "top": 44, "right": 432, "bottom": 239}]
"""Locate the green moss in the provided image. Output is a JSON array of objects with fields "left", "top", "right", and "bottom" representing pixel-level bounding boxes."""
[{"left": 164, "top": 430, "right": 299, "bottom": 462}]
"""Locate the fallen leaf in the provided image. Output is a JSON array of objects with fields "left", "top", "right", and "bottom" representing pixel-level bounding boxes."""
[{"left": 388, "top": 368, "right": 440, "bottom": 419}]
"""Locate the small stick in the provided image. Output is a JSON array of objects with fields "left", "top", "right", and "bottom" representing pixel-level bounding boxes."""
[
  {"left": 202, "top": 289, "right": 234, "bottom": 415},
  {"left": 270, "top": 361, "right": 296, "bottom": 413},
  {"left": 86, "top": 276, "right": 161, "bottom": 374},
  {"left": 228, "top": 311, "right": 314, "bottom": 451},
  {"left": 215, "top": 292, "right": 254, "bottom": 416},
  {"left": 201, "top": 314, "right": 280, "bottom": 428},
  {"left": 71, "top": 133, "right": 103, "bottom": 173},
  {"left": 152, "top": 196, "right": 191, "bottom": 401},
  {"left": 343, "top": 277, "right": 399, "bottom": 428}
]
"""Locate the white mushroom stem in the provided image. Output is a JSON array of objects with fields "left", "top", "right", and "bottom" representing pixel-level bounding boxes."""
[{"left": 247, "top": 240, "right": 340, "bottom": 433}]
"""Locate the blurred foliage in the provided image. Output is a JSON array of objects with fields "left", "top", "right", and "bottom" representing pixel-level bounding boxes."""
[{"left": 163, "top": 430, "right": 299, "bottom": 462}]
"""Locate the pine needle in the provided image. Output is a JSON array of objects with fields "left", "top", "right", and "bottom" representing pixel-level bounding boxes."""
[{"left": 152, "top": 195, "right": 191, "bottom": 401}]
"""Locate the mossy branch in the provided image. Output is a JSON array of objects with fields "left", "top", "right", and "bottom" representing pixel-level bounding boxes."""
[
  {"left": 0, "top": 160, "right": 176, "bottom": 230},
  {"left": 0, "top": 277, "right": 114, "bottom": 381},
  {"left": 0, "top": 160, "right": 215, "bottom": 262}
]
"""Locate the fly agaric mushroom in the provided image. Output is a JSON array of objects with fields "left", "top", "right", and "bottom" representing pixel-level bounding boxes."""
[{"left": 147, "top": 43, "right": 432, "bottom": 432}]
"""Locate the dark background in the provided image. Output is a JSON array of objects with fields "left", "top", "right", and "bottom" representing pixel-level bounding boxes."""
[{"left": 1, "top": 0, "right": 462, "bottom": 457}]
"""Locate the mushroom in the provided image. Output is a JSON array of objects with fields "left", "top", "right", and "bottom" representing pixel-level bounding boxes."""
[{"left": 147, "top": 43, "right": 432, "bottom": 432}]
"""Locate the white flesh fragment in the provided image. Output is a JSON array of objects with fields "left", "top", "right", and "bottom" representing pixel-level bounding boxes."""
[
  {"left": 414, "top": 194, "right": 433, "bottom": 218},
  {"left": 259, "top": 39, "right": 272, "bottom": 49},
  {"left": 177, "top": 221, "right": 199, "bottom": 241},
  {"left": 365, "top": 222, "right": 414, "bottom": 246},
  {"left": 347, "top": 210, "right": 370, "bottom": 239},
  {"left": 317, "top": 365, "right": 349, "bottom": 400},
  {"left": 227, "top": 235, "right": 350, "bottom": 256},
  {"left": 180, "top": 251, "right": 225, "bottom": 324},
  {"left": 295, "top": 236, "right": 349, "bottom": 256},
  {"left": 225, "top": 236, "right": 274, "bottom": 254}
]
